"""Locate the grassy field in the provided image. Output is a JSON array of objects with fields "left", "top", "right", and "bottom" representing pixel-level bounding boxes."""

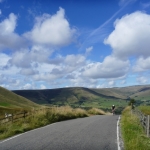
[
  {"left": 0, "top": 106, "right": 106, "bottom": 140},
  {"left": 121, "top": 106, "right": 150, "bottom": 150},
  {"left": 138, "top": 106, "right": 150, "bottom": 115},
  {"left": 0, "top": 86, "right": 39, "bottom": 109}
]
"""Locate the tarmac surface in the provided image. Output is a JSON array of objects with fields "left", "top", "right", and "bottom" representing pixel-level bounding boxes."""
[{"left": 0, "top": 115, "right": 119, "bottom": 150}]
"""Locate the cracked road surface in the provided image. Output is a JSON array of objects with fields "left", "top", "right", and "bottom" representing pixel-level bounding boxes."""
[{"left": 0, "top": 115, "right": 119, "bottom": 150}]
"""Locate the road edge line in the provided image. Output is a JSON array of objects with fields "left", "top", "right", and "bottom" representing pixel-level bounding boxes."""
[
  {"left": 0, "top": 122, "right": 57, "bottom": 144},
  {"left": 117, "top": 115, "right": 121, "bottom": 150}
]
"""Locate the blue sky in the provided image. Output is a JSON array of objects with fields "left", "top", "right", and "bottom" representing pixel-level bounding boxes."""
[{"left": 0, "top": 0, "right": 150, "bottom": 90}]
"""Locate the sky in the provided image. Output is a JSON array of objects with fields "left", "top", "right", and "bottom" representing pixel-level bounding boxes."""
[{"left": 0, "top": 0, "right": 150, "bottom": 90}]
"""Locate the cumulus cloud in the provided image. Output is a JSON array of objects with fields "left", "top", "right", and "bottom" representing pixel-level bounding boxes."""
[
  {"left": 33, "top": 73, "right": 63, "bottom": 81},
  {"left": 133, "top": 57, "right": 150, "bottom": 72},
  {"left": 20, "top": 68, "right": 39, "bottom": 76},
  {"left": 8, "top": 45, "right": 53, "bottom": 69},
  {"left": 0, "top": 13, "right": 26, "bottom": 50},
  {"left": 40, "top": 84, "right": 46, "bottom": 89},
  {"left": 64, "top": 54, "right": 86, "bottom": 67},
  {"left": 69, "top": 75, "right": 98, "bottom": 88},
  {"left": 28, "top": 54, "right": 86, "bottom": 82},
  {"left": 82, "top": 55, "right": 130, "bottom": 79},
  {"left": 108, "top": 80, "right": 116, "bottom": 87},
  {"left": 24, "top": 7, "right": 76, "bottom": 47},
  {"left": 0, "top": 53, "right": 10, "bottom": 68},
  {"left": 104, "top": 11, "right": 150, "bottom": 59},
  {"left": 22, "top": 83, "right": 33, "bottom": 89},
  {"left": 85, "top": 46, "right": 93, "bottom": 56},
  {"left": 136, "top": 76, "right": 148, "bottom": 84}
]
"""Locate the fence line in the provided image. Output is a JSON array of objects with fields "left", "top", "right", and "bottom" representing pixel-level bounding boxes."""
[
  {"left": 0, "top": 111, "right": 29, "bottom": 124},
  {"left": 0, "top": 107, "right": 54, "bottom": 125},
  {"left": 132, "top": 108, "right": 150, "bottom": 137}
]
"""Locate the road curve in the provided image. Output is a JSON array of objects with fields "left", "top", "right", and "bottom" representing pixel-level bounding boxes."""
[{"left": 0, "top": 115, "right": 119, "bottom": 150}]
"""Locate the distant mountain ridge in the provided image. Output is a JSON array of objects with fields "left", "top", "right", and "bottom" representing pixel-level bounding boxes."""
[{"left": 12, "top": 85, "right": 150, "bottom": 107}]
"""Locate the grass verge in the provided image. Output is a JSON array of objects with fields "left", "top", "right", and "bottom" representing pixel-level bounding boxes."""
[
  {"left": 121, "top": 106, "right": 150, "bottom": 150},
  {"left": 0, "top": 106, "right": 104, "bottom": 140},
  {"left": 87, "top": 108, "right": 106, "bottom": 115},
  {"left": 138, "top": 106, "right": 150, "bottom": 115}
]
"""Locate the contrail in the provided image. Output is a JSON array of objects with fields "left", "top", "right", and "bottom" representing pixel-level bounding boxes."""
[{"left": 79, "top": 0, "right": 136, "bottom": 51}]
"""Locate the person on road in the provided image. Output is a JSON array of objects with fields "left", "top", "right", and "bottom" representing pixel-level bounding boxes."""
[{"left": 111, "top": 105, "right": 115, "bottom": 115}]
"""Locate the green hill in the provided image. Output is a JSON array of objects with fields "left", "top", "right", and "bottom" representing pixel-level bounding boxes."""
[
  {"left": 12, "top": 85, "right": 150, "bottom": 112},
  {"left": 0, "top": 86, "right": 39, "bottom": 113},
  {"left": 13, "top": 87, "right": 127, "bottom": 111}
]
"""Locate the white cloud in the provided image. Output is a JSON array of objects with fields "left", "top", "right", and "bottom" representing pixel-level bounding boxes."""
[
  {"left": 104, "top": 11, "right": 150, "bottom": 59},
  {"left": 40, "top": 84, "right": 47, "bottom": 89},
  {"left": 0, "top": 13, "right": 16, "bottom": 33},
  {"left": 2, "top": 65, "right": 20, "bottom": 76},
  {"left": 82, "top": 55, "right": 130, "bottom": 79},
  {"left": 20, "top": 68, "right": 39, "bottom": 76},
  {"left": 24, "top": 7, "right": 76, "bottom": 47},
  {"left": 0, "top": 53, "right": 10, "bottom": 67},
  {"left": 29, "top": 54, "right": 86, "bottom": 82},
  {"left": 64, "top": 54, "right": 86, "bottom": 67},
  {"left": 108, "top": 80, "right": 116, "bottom": 87},
  {"left": 85, "top": 46, "right": 93, "bottom": 55},
  {"left": 133, "top": 57, "right": 150, "bottom": 72},
  {"left": 136, "top": 76, "right": 148, "bottom": 84},
  {"left": 69, "top": 75, "right": 98, "bottom": 88},
  {"left": 0, "top": 13, "right": 26, "bottom": 50},
  {"left": 22, "top": 83, "right": 33, "bottom": 89},
  {"left": 33, "top": 73, "right": 63, "bottom": 81},
  {"left": 8, "top": 45, "right": 53, "bottom": 68}
]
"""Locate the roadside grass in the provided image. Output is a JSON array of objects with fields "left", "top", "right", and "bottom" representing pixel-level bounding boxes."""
[
  {"left": 121, "top": 106, "right": 150, "bottom": 150},
  {"left": 0, "top": 106, "right": 105, "bottom": 140},
  {"left": 138, "top": 106, "right": 150, "bottom": 115},
  {"left": 87, "top": 108, "right": 106, "bottom": 115}
]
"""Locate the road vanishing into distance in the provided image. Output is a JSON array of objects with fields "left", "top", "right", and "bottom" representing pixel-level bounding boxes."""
[{"left": 0, "top": 115, "right": 119, "bottom": 150}]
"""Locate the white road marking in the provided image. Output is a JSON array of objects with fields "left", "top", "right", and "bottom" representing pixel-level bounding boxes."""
[
  {"left": 0, "top": 122, "right": 56, "bottom": 144},
  {"left": 117, "top": 115, "right": 121, "bottom": 150}
]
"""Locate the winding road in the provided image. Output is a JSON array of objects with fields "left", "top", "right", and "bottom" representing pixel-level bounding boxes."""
[{"left": 0, "top": 115, "right": 119, "bottom": 150}]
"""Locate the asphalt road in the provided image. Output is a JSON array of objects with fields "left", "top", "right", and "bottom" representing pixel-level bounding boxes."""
[{"left": 0, "top": 115, "right": 119, "bottom": 150}]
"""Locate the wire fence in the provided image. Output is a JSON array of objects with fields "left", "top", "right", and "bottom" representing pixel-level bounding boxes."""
[
  {"left": 0, "top": 111, "right": 30, "bottom": 124},
  {"left": 132, "top": 108, "right": 150, "bottom": 137},
  {"left": 0, "top": 107, "right": 53, "bottom": 125}
]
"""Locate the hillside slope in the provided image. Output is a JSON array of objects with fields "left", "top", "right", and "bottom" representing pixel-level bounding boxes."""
[
  {"left": 12, "top": 85, "right": 150, "bottom": 108},
  {"left": 13, "top": 87, "right": 127, "bottom": 110},
  {"left": 0, "top": 86, "right": 39, "bottom": 110}
]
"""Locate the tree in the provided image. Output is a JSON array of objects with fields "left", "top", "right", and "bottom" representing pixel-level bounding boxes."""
[{"left": 128, "top": 99, "right": 136, "bottom": 109}]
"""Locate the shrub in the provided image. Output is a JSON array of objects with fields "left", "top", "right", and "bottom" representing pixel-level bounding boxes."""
[{"left": 87, "top": 108, "right": 106, "bottom": 115}]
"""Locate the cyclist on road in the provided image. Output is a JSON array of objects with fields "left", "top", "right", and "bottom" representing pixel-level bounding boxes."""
[{"left": 111, "top": 105, "right": 115, "bottom": 115}]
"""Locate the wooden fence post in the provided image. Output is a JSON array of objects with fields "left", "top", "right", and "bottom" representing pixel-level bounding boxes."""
[{"left": 147, "top": 115, "right": 150, "bottom": 137}]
